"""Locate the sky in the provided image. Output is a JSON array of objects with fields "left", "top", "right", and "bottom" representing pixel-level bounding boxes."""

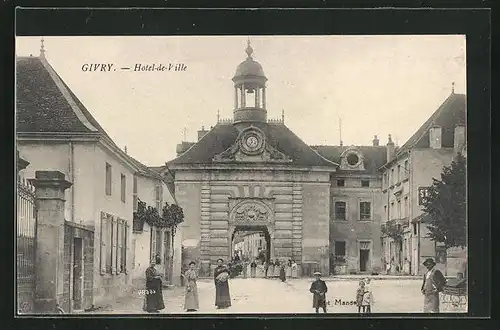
[{"left": 16, "top": 35, "right": 466, "bottom": 166}]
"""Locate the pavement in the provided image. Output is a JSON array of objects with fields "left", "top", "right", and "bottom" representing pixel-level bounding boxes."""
[{"left": 83, "top": 277, "right": 467, "bottom": 314}]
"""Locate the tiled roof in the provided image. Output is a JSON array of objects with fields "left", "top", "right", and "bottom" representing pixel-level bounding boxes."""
[
  {"left": 311, "top": 145, "right": 387, "bottom": 174},
  {"left": 167, "top": 122, "right": 338, "bottom": 168},
  {"left": 396, "top": 93, "right": 466, "bottom": 157},
  {"left": 16, "top": 57, "right": 94, "bottom": 133}
]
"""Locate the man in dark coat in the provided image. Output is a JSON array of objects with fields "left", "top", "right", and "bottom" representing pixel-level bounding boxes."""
[
  {"left": 309, "top": 271, "right": 328, "bottom": 313},
  {"left": 421, "top": 258, "right": 446, "bottom": 313}
]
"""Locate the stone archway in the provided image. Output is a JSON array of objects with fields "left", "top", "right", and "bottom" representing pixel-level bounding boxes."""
[
  {"left": 230, "top": 225, "right": 272, "bottom": 262},
  {"left": 228, "top": 199, "right": 275, "bottom": 262}
]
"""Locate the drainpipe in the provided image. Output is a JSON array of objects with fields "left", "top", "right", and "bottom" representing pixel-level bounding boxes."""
[
  {"left": 69, "top": 142, "right": 75, "bottom": 222},
  {"left": 409, "top": 151, "right": 419, "bottom": 275}
]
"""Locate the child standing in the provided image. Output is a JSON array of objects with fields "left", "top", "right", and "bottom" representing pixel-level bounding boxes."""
[
  {"left": 356, "top": 281, "right": 365, "bottom": 314},
  {"left": 362, "top": 278, "right": 374, "bottom": 314},
  {"left": 310, "top": 272, "right": 328, "bottom": 313}
]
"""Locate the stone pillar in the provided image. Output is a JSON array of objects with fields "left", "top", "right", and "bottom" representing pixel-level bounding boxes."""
[
  {"left": 31, "top": 171, "right": 72, "bottom": 313},
  {"left": 241, "top": 84, "right": 246, "bottom": 108},
  {"left": 234, "top": 86, "right": 238, "bottom": 109},
  {"left": 262, "top": 87, "right": 266, "bottom": 109}
]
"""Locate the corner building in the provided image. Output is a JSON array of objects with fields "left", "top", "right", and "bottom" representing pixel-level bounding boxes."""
[{"left": 163, "top": 42, "right": 386, "bottom": 276}]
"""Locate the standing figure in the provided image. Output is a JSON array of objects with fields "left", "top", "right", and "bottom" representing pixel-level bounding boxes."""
[
  {"left": 214, "top": 258, "right": 232, "bottom": 309},
  {"left": 279, "top": 262, "right": 286, "bottom": 282},
  {"left": 250, "top": 259, "right": 257, "bottom": 278},
  {"left": 286, "top": 259, "right": 292, "bottom": 278},
  {"left": 356, "top": 280, "right": 365, "bottom": 314},
  {"left": 291, "top": 260, "right": 298, "bottom": 278},
  {"left": 143, "top": 259, "right": 165, "bottom": 313},
  {"left": 421, "top": 258, "right": 446, "bottom": 313},
  {"left": 362, "top": 278, "right": 374, "bottom": 314},
  {"left": 273, "top": 259, "right": 281, "bottom": 278},
  {"left": 183, "top": 261, "right": 199, "bottom": 312},
  {"left": 309, "top": 272, "right": 328, "bottom": 313},
  {"left": 266, "top": 260, "right": 275, "bottom": 278}
]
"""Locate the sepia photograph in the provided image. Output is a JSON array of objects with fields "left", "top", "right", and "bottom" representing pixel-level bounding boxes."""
[{"left": 15, "top": 34, "right": 468, "bottom": 315}]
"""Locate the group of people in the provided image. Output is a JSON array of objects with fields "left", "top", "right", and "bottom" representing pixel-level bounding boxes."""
[{"left": 141, "top": 255, "right": 453, "bottom": 314}]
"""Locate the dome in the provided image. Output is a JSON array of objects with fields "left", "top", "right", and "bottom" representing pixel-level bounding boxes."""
[
  {"left": 233, "top": 40, "right": 266, "bottom": 79},
  {"left": 234, "top": 58, "right": 266, "bottom": 78}
]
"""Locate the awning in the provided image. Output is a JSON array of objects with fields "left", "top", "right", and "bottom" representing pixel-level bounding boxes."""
[{"left": 411, "top": 213, "right": 431, "bottom": 224}]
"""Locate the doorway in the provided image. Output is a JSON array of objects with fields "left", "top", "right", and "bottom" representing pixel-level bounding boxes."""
[
  {"left": 72, "top": 238, "right": 83, "bottom": 310},
  {"left": 230, "top": 225, "right": 271, "bottom": 263},
  {"left": 360, "top": 249, "right": 370, "bottom": 272}
]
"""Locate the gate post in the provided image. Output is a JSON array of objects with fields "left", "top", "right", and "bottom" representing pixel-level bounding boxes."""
[{"left": 31, "top": 171, "right": 72, "bottom": 314}]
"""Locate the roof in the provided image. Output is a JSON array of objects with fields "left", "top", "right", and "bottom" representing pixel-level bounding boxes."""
[
  {"left": 166, "top": 122, "right": 337, "bottom": 168},
  {"left": 16, "top": 57, "right": 97, "bottom": 133},
  {"left": 234, "top": 58, "right": 266, "bottom": 78},
  {"left": 311, "top": 145, "right": 387, "bottom": 174},
  {"left": 16, "top": 55, "right": 147, "bottom": 173},
  {"left": 396, "top": 93, "right": 466, "bottom": 157}
]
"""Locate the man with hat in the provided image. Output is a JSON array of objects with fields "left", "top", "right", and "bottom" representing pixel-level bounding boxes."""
[
  {"left": 309, "top": 271, "right": 328, "bottom": 313},
  {"left": 421, "top": 258, "right": 446, "bottom": 313}
]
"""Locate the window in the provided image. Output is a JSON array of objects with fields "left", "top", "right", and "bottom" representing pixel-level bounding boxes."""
[
  {"left": 155, "top": 184, "right": 162, "bottom": 212},
  {"left": 413, "top": 223, "right": 418, "bottom": 235},
  {"left": 120, "top": 174, "right": 126, "bottom": 203},
  {"left": 397, "top": 165, "right": 401, "bottom": 182},
  {"left": 133, "top": 176, "right": 138, "bottom": 212},
  {"left": 105, "top": 163, "right": 112, "bottom": 195},
  {"left": 383, "top": 173, "right": 387, "bottom": 187},
  {"left": 334, "top": 201, "right": 347, "bottom": 221},
  {"left": 403, "top": 196, "right": 408, "bottom": 218},
  {"left": 337, "top": 179, "right": 345, "bottom": 187},
  {"left": 384, "top": 205, "right": 388, "bottom": 219},
  {"left": 391, "top": 169, "right": 395, "bottom": 185},
  {"left": 404, "top": 160, "right": 409, "bottom": 178},
  {"left": 361, "top": 180, "right": 370, "bottom": 187},
  {"left": 360, "top": 201, "right": 371, "bottom": 220},
  {"left": 390, "top": 202, "right": 395, "bottom": 220},
  {"left": 334, "top": 241, "right": 346, "bottom": 263},
  {"left": 397, "top": 200, "right": 401, "bottom": 219}
]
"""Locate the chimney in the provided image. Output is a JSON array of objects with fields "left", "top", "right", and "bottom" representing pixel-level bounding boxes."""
[
  {"left": 454, "top": 123, "right": 466, "bottom": 154},
  {"left": 373, "top": 135, "right": 380, "bottom": 146},
  {"left": 429, "top": 125, "right": 442, "bottom": 149},
  {"left": 197, "top": 126, "right": 208, "bottom": 141},
  {"left": 386, "top": 134, "right": 395, "bottom": 162}
]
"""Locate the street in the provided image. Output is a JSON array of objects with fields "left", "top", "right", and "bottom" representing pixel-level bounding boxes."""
[{"left": 86, "top": 278, "right": 467, "bottom": 314}]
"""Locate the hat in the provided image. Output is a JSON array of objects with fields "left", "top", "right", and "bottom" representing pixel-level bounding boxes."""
[
  {"left": 422, "top": 258, "right": 436, "bottom": 266},
  {"left": 313, "top": 271, "right": 322, "bottom": 276}
]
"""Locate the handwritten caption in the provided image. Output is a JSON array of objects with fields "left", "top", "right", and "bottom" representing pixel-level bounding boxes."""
[
  {"left": 138, "top": 289, "right": 156, "bottom": 295},
  {"left": 81, "top": 63, "right": 188, "bottom": 72}
]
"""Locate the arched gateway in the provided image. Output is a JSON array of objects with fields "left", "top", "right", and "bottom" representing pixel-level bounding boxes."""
[{"left": 166, "top": 40, "right": 337, "bottom": 277}]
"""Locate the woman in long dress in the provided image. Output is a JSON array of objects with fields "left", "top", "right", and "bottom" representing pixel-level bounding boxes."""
[
  {"left": 273, "top": 259, "right": 281, "bottom": 278},
  {"left": 286, "top": 259, "right": 292, "bottom": 278},
  {"left": 214, "top": 258, "right": 231, "bottom": 309},
  {"left": 183, "top": 261, "right": 200, "bottom": 312},
  {"left": 266, "top": 260, "right": 274, "bottom": 278},
  {"left": 143, "top": 259, "right": 165, "bottom": 313},
  {"left": 291, "top": 260, "right": 298, "bottom": 278}
]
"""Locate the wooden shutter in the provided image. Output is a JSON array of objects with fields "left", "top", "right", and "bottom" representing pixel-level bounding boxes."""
[
  {"left": 150, "top": 227, "right": 156, "bottom": 261},
  {"left": 116, "top": 219, "right": 122, "bottom": 274},
  {"left": 111, "top": 216, "right": 117, "bottom": 274},
  {"left": 124, "top": 221, "right": 129, "bottom": 274},
  {"left": 100, "top": 212, "right": 106, "bottom": 275}
]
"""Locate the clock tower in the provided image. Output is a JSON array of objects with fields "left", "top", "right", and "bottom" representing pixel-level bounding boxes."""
[{"left": 232, "top": 39, "right": 268, "bottom": 124}]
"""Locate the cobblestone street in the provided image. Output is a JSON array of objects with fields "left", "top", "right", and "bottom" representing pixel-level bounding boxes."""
[{"left": 86, "top": 278, "right": 467, "bottom": 314}]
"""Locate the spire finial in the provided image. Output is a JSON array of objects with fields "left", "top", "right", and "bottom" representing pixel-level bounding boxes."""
[
  {"left": 281, "top": 109, "right": 285, "bottom": 123},
  {"left": 217, "top": 109, "right": 220, "bottom": 123},
  {"left": 245, "top": 38, "right": 253, "bottom": 58},
  {"left": 40, "top": 37, "right": 45, "bottom": 57},
  {"left": 452, "top": 82, "right": 455, "bottom": 94}
]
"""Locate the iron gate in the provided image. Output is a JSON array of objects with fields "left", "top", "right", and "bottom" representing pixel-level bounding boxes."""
[{"left": 17, "top": 178, "right": 37, "bottom": 314}]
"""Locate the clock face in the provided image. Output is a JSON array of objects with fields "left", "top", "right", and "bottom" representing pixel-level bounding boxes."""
[{"left": 246, "top": 136, "right": 259, "bottom": 148}]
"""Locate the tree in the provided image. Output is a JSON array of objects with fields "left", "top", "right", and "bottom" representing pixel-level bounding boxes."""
[{"left": 421, "top": 153, "right": 466, "bottom": 248}]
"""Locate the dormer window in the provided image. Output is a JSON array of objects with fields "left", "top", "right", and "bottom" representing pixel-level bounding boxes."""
[
  {"left": 347, "top": 153, "right": 359, "bottom": 166},
  {"left": 340, "top": 147, "right": 365, "bottom": 171}
]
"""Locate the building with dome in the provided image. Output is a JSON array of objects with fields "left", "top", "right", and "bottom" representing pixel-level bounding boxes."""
[{"left": 159, "top": 41, "right": 388, "bottom": 276}]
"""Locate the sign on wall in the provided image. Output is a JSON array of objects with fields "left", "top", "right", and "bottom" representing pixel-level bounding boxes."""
[{"left": 418, "top": 187, "right": 430, "bottom": 205}]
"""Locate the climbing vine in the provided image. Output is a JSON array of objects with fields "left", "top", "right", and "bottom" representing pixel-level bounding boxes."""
[{"left": 133, "top": 198, "right": 184, "bottom": 232}]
